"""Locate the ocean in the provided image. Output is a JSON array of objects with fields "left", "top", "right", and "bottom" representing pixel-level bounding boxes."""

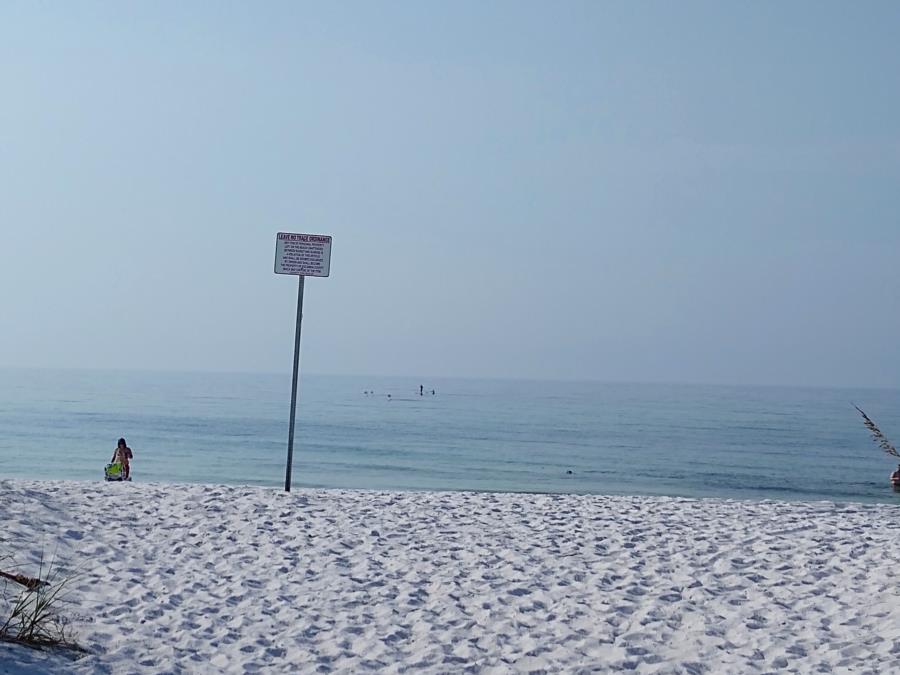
[{"left": 1, "top": 368, "right": 899, "bottom": 503}]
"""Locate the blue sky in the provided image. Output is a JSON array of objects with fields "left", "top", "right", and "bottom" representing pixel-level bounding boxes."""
[{"left": 1, "top": 1, "right": 898, "bottom": 385}]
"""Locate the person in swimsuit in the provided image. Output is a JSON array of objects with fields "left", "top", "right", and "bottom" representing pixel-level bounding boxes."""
[{"left": 111, "top": 437, "right": 134, "bottom": 480}]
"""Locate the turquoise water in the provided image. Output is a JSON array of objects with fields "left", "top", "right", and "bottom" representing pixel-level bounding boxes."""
[{"left": 1, "top": 368, "right": 899, "bottom": 503}]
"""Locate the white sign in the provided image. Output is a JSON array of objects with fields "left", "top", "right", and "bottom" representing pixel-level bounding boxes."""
[{"left": 274, "top": 232, "right": 332, "bottom": 277}]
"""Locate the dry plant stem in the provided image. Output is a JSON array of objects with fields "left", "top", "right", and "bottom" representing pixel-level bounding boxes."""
[
  {"left": 0, "top": 571, "right": 48, "bottom": 590},
  {"left": 854, "top": 405, "right": 900, "bottom": 458}
]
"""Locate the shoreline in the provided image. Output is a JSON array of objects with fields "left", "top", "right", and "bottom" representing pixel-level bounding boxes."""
[
  {"left": 5, "top": 476, "right": 899, "bottom": 507},
  {"left": 3, "top": 480, "right": 900, "bottom": 672}
]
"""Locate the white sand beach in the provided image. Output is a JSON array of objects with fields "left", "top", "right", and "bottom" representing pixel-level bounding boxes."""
[{"left": 1, "top": 480, "right": 899, "bottom": 673}]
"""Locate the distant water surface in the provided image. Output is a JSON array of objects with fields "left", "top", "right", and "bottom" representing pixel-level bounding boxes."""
[{"left": 1, "top": 368, "right": 898, "bottom": 503}]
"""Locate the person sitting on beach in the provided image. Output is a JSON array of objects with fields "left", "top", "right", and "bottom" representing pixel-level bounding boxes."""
[{"left": 111, "top": 437, "right": 134, "bottom": 480}]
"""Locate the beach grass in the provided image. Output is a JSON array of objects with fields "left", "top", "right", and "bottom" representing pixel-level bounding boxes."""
[{"left": 0, "top": 550, "right": 84, "bottom": 654}]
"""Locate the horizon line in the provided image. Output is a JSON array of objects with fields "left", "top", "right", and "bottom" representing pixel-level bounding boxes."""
[{"left": 0, "top": 364, "right": 898, "bottom": 392}]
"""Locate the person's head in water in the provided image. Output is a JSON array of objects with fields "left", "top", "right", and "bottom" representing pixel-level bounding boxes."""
[{"left": 118, "top": 438, "right": 127, "bottom": 448}]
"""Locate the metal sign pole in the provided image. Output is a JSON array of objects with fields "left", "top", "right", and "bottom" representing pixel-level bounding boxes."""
[{"left": 285, "top": 274, "right": 305, "bottom": 492}]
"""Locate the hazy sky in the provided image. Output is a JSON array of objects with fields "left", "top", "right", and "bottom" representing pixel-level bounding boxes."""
[{"left": 2, "top": 1, "right": 898, "bottom": 386}]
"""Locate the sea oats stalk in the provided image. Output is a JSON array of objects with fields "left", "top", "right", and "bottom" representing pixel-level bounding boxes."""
[{"left": 854, "top": 405, "right": 900, "bottom": 459}]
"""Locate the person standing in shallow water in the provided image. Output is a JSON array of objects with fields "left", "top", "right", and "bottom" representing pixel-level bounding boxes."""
[{"left": 111, "top": 437, "right": 134, "bottom": 480}]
